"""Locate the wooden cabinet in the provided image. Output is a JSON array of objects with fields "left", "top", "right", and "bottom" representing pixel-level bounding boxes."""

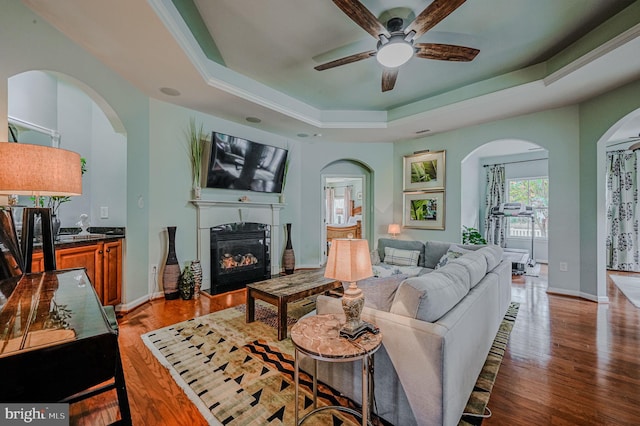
[
  {"left": 31, "top": 238, "right": 123, "bottom": 306},
  {"left": 57, "top": 244, "right": 104, "bottom": 301},
  {"left": 102, "top": 240, "right": 123, "bottom": 306}
]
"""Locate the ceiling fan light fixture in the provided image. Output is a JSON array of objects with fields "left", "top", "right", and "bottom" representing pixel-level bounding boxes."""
[{"left": 376, "top": 35, "right": 414, "bottom": 68}]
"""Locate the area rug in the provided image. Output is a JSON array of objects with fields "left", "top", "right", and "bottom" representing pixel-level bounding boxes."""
[
  {"left": 610, "top": 274, "right": 640, "bottom": 308},
  {"left": 142, "top": 300, "right": 519, "bottom": 425}
]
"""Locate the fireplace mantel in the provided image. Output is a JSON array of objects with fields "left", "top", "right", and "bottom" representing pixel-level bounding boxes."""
[{"left": 190, "top": 200, "right": 285, "bottom": 292}]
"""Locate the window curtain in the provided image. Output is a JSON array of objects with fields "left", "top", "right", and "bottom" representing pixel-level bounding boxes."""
[
  {"left": 344, "top": 186, "right": 352, "bottom": 219},
  {"left": 484, "top": 164, "right": 506, "bottom": 247},
  {"left": 326, "top": 187, "right": 335, "bottom": 224},
  {"left": 606, "top": 150, "right": 640, "bottom": 271}
]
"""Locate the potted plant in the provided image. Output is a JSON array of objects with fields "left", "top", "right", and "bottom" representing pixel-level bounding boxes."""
[
  {"left": 186, "top": 118, "right": 206, "bottom": 199},
  {"left": 462, "top": 226, "right": 487, "bottom": 245}
]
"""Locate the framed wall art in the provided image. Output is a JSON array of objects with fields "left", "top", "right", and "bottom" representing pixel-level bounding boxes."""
[
  {"left": 403, "top": 150, "right": 445, "bottom": 191},
  {"left": 403, "top": 191, "right": 445, "bottom": 230}
]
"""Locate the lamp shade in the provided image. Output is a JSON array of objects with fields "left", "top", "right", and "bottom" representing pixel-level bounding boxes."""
[
  {"left": 0, "top": 143, "right": 82, "bottom": 196},
  {"left": 388, "top": 223, "right": 401, "bottom": 235},
  {"left": 324, "top": 238, "right": 373, "bottom": 282}
]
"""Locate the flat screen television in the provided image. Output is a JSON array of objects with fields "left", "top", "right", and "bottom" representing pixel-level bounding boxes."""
[{"left": 203, "top": 131, "right": 288, "bottom": 193}]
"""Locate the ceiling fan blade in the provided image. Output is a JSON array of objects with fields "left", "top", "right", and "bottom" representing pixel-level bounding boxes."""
[
  {"left": 405, "top": 0, "right": 467, "bottom": 41},
  {"left": 315, "top": 50, "right": 376, "bottom": 71},
  {"left": 382, "top": 68, "right": 398, "bottom": 92},
  {"left": 415, "top": 43, "right": 479, "bottom": 61},
  {"left": 332, "top": 0, "right": 390, "bottom": 39}
]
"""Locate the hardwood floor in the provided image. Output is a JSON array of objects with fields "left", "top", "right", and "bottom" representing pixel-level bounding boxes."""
[
  {"left": 71, "top": 268, "right": 640, "bottom": 425},
  {"left": 486, "top": 267, "right": 640, "bottom": 426}
]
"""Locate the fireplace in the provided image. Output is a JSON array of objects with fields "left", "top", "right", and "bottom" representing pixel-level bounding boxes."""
[{"left": 210, "top": 222, "right": 271, "bottom": 294}]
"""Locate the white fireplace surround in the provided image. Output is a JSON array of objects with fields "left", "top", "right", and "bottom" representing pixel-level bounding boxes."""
[{"left": 190, "top": 200, "right": 284, "bottom": 293}]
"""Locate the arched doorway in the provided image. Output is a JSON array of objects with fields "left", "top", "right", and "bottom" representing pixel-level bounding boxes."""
[
  {"left": 598, "top": 108, "right": 640, "bottom": 300},
  {"left": 320, "top": 159, "right": 373, "bottom": 264},
  {"left": 461, "top": 139, "right": 549, "bottom": 270}
]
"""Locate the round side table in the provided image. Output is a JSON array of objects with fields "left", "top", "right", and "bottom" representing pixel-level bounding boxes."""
[{"left": 291, "top": 314, "right": 382, "bottom": 426}]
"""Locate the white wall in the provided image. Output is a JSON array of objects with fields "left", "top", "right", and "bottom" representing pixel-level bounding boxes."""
[{"left": 8, "top": 71, "right": 57, "bottom": 131}]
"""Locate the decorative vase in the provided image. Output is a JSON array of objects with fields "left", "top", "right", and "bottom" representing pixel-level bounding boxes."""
[
  {"left": 162, "top": 226, "right": 180, "bottom": 299},
  {"left": 190, "top": 259, "right": 202, "bottom": 299},
  {"left": 193, "top": 185, "right": 201, "bottom": 200},
  {"left": 51, "top": 215, "right": 61, "bottom": 241},
  {"left": 179, "top": 262, "right": 195, "bottom": 300},
  {"left": 282, "top": 223, "right": 295, "bottom": 275}
]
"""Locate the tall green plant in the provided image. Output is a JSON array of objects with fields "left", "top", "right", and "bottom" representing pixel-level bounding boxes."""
[{"left": 186, "top": 118, "right": 206, "bottom": 188}]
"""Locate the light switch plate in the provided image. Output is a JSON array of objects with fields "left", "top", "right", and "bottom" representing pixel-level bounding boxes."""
[{"left": 100, "top": 206, "right": 109, "bottom": 219}]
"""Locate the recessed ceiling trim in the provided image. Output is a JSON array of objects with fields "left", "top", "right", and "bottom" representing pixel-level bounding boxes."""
[
  {"left": 544, "top": 22, "right": 640, "bottom": 86},
  {"left": 148, "top": 0, "right": 640, "bottom": 137},
  {"left": 149, "top": 0, "right": 389, "bottom": 129}
]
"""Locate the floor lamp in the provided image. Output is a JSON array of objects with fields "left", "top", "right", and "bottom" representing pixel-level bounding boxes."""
[{"left": 0, "top": 142, "right": 82, "bottom": 273}]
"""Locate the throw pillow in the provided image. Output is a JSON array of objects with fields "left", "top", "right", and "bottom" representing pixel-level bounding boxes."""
[
  {"left": 435, "top": 244, "right": 472, "bottom": 269},
  {"left": 349, "top": 274, "right": 407, "bottom": 311},
  {"left": 372, "top": 263, "right": 423, "bottom": 278},
  {"left": 384, "top": 247, "right": 420, "bottom": 267},
  {"left": 370, "top": 249, "right": 381, "bottom": 265}
]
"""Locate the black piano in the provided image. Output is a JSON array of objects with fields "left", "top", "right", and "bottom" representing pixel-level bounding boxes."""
[{"left": 0, "top": 208, "right": 131, "bottom": 424}]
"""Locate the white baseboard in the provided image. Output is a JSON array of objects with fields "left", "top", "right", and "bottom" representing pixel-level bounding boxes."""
[
  {"left": 546, "top": 286, "right": 609, "bottom": 303},
  {"left": 116, "top": 291, "right": 164, "bottom": 313}
]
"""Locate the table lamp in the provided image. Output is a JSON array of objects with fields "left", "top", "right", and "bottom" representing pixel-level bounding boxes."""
[
  {"left": 324, "top": 238, "right": 373, "bottom": 339},
  {"left": 388, "top": 223, "right": 401, "bottom": 238},
  {"left": 0, "top": 142, "right": 82, "bottom": 272}
]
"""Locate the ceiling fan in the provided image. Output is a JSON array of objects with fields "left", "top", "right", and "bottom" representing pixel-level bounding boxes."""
[{"left": 315, "top": 0, "right": 480, "bottom": 92}]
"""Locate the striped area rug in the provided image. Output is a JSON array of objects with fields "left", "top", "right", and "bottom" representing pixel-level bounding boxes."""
[{"left": 142, "top": 300, "right": 519, "bottom": 425}]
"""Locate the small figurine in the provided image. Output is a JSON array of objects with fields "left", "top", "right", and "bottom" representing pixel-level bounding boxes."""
[{"left": 77, "top": 214, "right": 90, "bottom": 235}]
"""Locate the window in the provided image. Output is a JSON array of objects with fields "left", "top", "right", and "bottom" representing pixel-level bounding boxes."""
[{"left": 507, "top": 177, "right": 548, "bottom": 239}]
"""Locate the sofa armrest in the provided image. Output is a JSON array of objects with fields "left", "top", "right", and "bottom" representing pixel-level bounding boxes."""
[{"left": 316, "top": 295, "right": 448, "bottom": 425}]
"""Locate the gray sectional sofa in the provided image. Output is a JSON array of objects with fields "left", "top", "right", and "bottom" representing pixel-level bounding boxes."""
[{"left": 303, "top": 238, "right": 511, "bottom": 426}]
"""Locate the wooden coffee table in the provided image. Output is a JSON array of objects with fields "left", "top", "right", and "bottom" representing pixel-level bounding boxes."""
[{"left": 246, "top": 269, "right": 342, "bottom": 340}]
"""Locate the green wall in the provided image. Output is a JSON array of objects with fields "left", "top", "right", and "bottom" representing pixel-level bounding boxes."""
[
  {"left": 580, "top": 78, "right": 640, "bottom": 299},
  {"left": 394, "top": 107, "right": 582, "bottom": 296},
  {"left": 0, "top": 1, "right": 150, "bottom": 305}
]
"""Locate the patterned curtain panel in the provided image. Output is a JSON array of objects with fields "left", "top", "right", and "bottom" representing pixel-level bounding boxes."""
[
  {"left": 344, "top": 186, "right": 352, "bottom": 219},
  {"left": 606, "top": 150, "right": 640, "bottom": 271},
  {"left": 484, "top": 165, "right": 506, "bottom": 247},
  {"left": 325, "top": 187, "right": 335, "bottom": 224}
]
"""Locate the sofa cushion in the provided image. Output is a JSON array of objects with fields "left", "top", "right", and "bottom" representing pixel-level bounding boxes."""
[
  {"left": 424, "top": 240, "right": 483, "bottom": 269},
  {"left": 450, "top": 251, "right": 488, "bottom": 288},
  {"left": 435, "top": 244, "right": 472, "bottom": 269},
  {"left": 384, "top": 247, "right": 420, "bottom": 267},
  {"left": 378, "top": 238, "right": 425, "bottom": 267},
  {"left": 349, "top": 274, "right": 407, "bottom": 311},
  {"left": 390, "top": 267, "right": 469, "bottom": 322},
  {"left": 477, "top": 245, "right": 504, "bottom": 271}
]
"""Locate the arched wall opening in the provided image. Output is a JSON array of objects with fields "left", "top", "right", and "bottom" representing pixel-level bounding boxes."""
[
  {"left": 461, "top": 139, "right": 549, "bottom": 264},
  {"left": 320, "top": 159, "right": 374, "bottom": 264},
  {"left": 8, "top": 70, "right": 127, "bottom": 229},
  {"left": 597, "top": 107, "right": 640, "bottom": 301}
]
